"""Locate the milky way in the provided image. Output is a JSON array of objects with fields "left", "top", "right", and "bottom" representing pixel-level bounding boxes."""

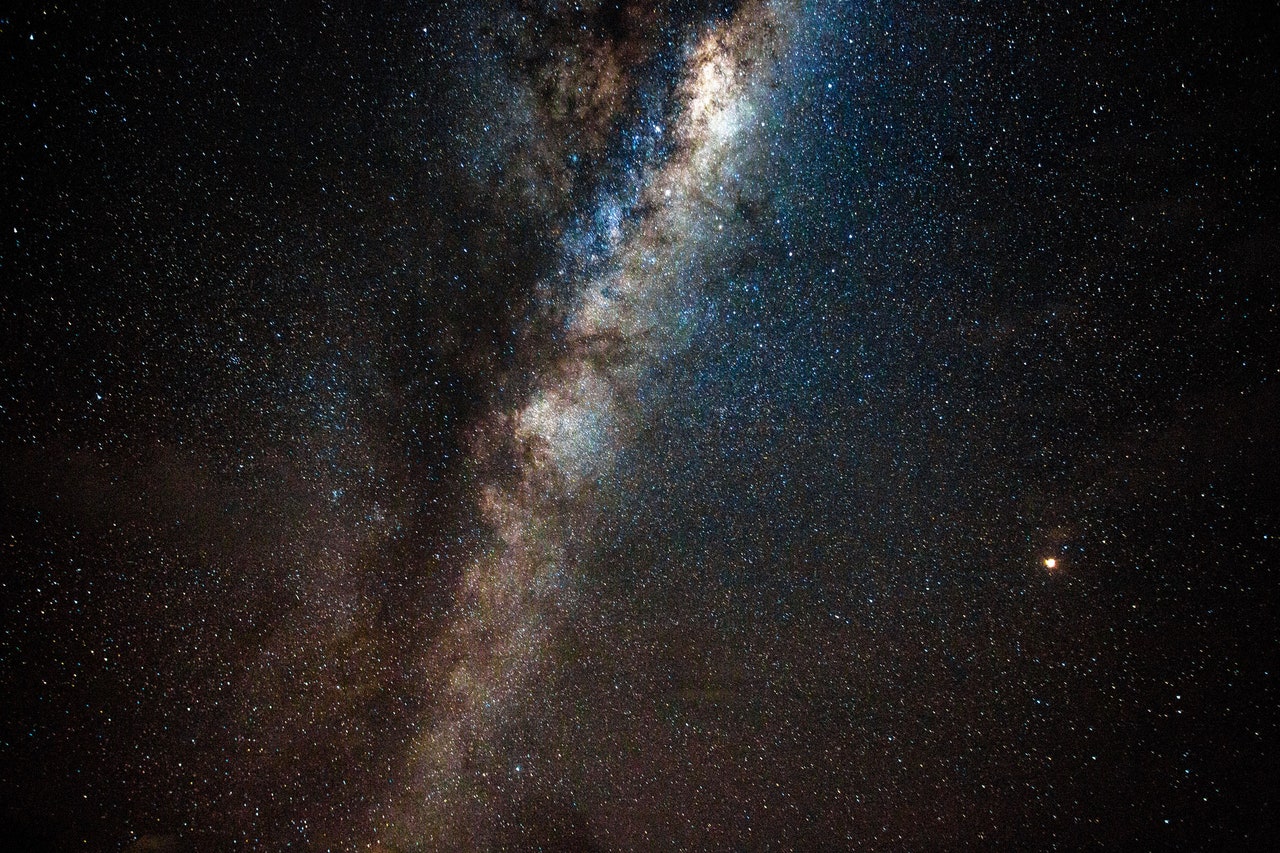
[
  {"left": 380, "top": 4, "right": 799, "bottom": 845},
  {"left": 3, "top": 1, "right": 1277, "bottom": 850}
]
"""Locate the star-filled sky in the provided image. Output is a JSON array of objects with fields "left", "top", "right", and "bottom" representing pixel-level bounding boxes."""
[{"left": 2, "top": 1, "right": 1278, "bottom": 850}]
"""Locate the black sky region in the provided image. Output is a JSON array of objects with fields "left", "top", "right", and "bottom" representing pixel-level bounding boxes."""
[{"left": 2, "top": 1, "right": 1278, "bottom": 850}]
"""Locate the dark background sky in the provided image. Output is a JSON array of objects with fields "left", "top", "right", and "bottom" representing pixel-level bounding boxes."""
[{"left": 3, "top": 1, "right": 1277, "bottom": 850}]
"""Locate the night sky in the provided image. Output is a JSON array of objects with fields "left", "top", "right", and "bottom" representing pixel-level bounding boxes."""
[{"left": 2, "top": 1, "right": 1278, "bottom": 850}]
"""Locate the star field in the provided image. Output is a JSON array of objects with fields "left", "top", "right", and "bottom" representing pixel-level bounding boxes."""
[{"left": 2, "top": 1, "right": 1278, "bottom": 850}]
